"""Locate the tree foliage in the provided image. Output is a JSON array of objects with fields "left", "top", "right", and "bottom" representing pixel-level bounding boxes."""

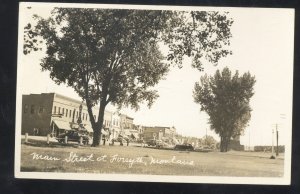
[
  {"left": 193, "top": 67, "right": 255, "bottom": 152},
  {"left": 200, "top": 135, "right": 217, "bottom": 149},
  {"left": 24, "top": 8, "right": 233, "bottom": 146}
]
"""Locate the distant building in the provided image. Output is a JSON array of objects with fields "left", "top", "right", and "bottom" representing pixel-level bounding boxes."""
[
  {"left": 109, "top": 111, "right": 121, "bottom": 140},
  {"left": 120, "top": 114, "right": 134, "bottom": 130},
  {"left": 228, "top": 136, "right": 244, "bottom": 151},
  {"left": 142, "top": 126, "right": 176, "bottom": 142},
  {"left": 119, "top": 114, "right": 139, "bottom": 140}
]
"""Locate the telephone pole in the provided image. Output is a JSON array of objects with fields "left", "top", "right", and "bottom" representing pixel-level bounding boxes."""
[
  {"left": 276, "top": 124, "right": 279, "bottom": 156},
  {"left": 270, "top": 128, "right": 275, "bottom": 159},
  {"left": 248, "top": 129, "right": 250, "bottom": 151}
]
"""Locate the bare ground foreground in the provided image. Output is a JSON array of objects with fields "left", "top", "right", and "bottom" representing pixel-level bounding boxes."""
[{"left": 19, "top": 138, "right": 284, "bottom": 177}]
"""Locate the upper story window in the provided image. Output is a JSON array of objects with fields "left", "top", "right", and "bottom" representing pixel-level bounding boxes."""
[
  {"left": 62, "top": 108, "right": 64, "bottom": 115},
  {"left": 53, "top": 106, "right": 56, "bottom": 114},
  {"left": 30, "top": 105, "right": 35, "bottom": 114},
  {"left": 69, "top": 110, "right": 72, "bottom": 118},
  {"left": 66, "top": 109, "right": 68, "bottom": 117},
  {"left": 58, "top": 107, "right": 61, "bottom": 114},
  {"left": 39, "top": 106, "right": 44, "bottom": 113},
  {"left": 24, "top": 104, "right": 28, "bottom": 113}
]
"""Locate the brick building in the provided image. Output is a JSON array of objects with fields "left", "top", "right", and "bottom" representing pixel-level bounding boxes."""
[
  {"left": 21, "top": 93, "right": 114, "bottom": 138},
  {"left": 142, "top": 126, "right": 176, "bottom": 142}
]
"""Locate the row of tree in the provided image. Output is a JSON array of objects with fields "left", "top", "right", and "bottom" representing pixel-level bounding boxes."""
[{"left": 24, "top": 7, "right": 255, "bottom": 151}]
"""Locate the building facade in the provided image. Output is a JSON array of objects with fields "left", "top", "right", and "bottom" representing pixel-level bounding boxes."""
[
  {"left": 21, "top": 93, "right": 114, "bottom": 138},
  {"left": 142, "top": 126, "right": 176, "bottom": 142}
]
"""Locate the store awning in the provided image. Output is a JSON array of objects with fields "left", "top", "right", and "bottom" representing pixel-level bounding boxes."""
[
  {"left": 53, "top": 120, "right": 71, "bottom": 130},
  {"left": 84, "top": 125, "right": 93, "bottom": 133},
  {"left": 124, "top": 131, "right": 131, "bottom": 136},
  {"left": 101, "top": 129, "right": 109, "bottom": 136},
  {"left": 132, "top": 133, "right": 139, "bottom": 139}
]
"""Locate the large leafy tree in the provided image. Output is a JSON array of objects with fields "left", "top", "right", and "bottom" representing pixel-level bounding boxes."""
[
  {"left": 24, "top": 8, "right": 233, "bottom": 146},
  {"left": 193, "top": 67, "right": 255, "bottom": 152}
]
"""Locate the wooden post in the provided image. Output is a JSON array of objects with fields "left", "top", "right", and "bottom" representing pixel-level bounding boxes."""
[
  {"left": 64, "top": 136, "right": 68, "bottom": 144},
  {"left": 25, "top": 133, "right": 28, "bottom": 143},
  {"left": 79, "top": 136, "right": 83, "bottom": 145},
  {"left": 46, "top": 134, "right": 50, "bottom": 144}
]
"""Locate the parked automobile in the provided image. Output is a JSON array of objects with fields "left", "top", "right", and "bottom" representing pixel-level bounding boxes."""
[
  {"left": 195, "top": 146, "right": 213, "bottom": 152},
  {"left": 112, "top": 135, "right": 129, "bottom": 146},
  {"left": 146, "top": 139, "right": 157, "bottom": 146},
  {"left": 56, "top": 130, "right": 90, "bottom": 145},
  {"left": 174, "top": 143, "right": 194, "bottom": 151},
  {"left": 146, "top": 139, "right": 170, "bottom": 148},
  {"left": 155, "top": 140, "right": 164, "bottom": 148},
  {"left": 147, "top": 139, "right": 163, "bottom": 147}
]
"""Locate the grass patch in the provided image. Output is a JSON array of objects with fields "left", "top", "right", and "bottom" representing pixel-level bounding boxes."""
[{"left": 20, "top": 143, "right": 284, "bottom": 177}]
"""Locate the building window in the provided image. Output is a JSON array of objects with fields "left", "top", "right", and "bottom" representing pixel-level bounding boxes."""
[
  {"left": 58, "top": 107, "right": 61, "bottom": 114},
  {"left": 53, "top": 106, "right": 56, "bottom": 114},
  {"left": 39, "top": 106, "right": 44, "bottom": 113},
  {"left": 30, "top": 105, "right": 35, "bottom": 114},
  {"left": 83, "top": 113, "right": 85, "bottom": 120},
  {"left": 66, "top": 109, "right": 68, "bottom": 117},
  {"left": 86, "top": 114, "right": 88, "bottom": 121},
  {"left": 69, "top": 110, "right": 72, "bottom": 118},
  {"left": 24, "top": 104, "right": 28, "bottom": 113}
]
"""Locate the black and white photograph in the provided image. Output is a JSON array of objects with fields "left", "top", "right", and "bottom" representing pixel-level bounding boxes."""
[{"left": 15, "top": 2, "right": 294, "bottom": 185}]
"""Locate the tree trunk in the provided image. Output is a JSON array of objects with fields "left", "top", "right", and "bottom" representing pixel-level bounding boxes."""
[
  {"left": 91, "top": 99, "right": 106, "bottom": 147},
  {"left": 225, "top": 138, "right": 230, "bottom": 152},
  {"left": 92, "top": 125, "right": 101, "bottom": 147},
  {"left": 220, "top": 136, "right": 230, "bottom": 152},
  {"left": 220, "top": 136, "right": 225, "bottom": 152}
]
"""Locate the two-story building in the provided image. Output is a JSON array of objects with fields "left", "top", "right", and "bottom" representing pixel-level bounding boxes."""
[{"left": 21, "top": 93, "right": 113, "bottom": 140}]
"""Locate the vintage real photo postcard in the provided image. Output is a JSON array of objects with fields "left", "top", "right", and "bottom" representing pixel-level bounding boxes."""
[{"left": 15, "top": 2, "right": 294, "bottom": 184}]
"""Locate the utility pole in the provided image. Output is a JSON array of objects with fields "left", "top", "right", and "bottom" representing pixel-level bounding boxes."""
[
  {"left": 248, "top": 129, "right": 250, "bottom": 151},
  {"left": 270, "top": 128, "right": 275, "bottom": 159},
  {"left": 276, "top": 124, "right": 279, "bottom": 156}
]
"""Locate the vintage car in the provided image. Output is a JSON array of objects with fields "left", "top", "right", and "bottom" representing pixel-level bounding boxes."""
[
  {"left": 56, "top": 130, "right": 90, "bottom": 145},
  {"left": 195, "top": 145, "right": 214, "bottom": 152},
  {"left": 174, "top": 143, "right": 194, "bottom": 151},
  {"left": 146, "top": 139, "right": 168, "bottom": 148},
  {"left": 111, "top": 135, "right": 130, "bottom": 146}
]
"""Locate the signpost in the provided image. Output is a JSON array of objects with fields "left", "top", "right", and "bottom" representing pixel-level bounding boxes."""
[{"left": 153, "top": 133, "right": 156, "bottom": 140}]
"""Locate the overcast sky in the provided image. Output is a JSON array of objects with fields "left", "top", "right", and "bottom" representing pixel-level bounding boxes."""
[{"left": 17, "top": 3, "right": 294, "bottom": 146}]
